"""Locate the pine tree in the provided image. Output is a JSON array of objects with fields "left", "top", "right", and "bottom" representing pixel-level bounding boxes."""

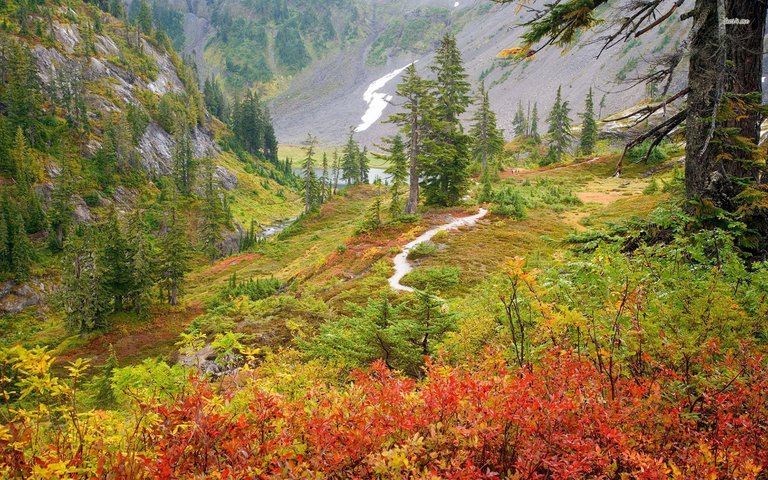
[
  {"left": 200, "top": 157, "right": 224, "bottom": 263},
  {"left": 136, "top": 0, "right": 153, "bottom": 35},
  {"left": 380, "top": 135, "right": 408, "bottom": 218},
  {"left": 319, "top": 153, "right": 330, "bottom": 203},
  {"left": 469, "top": 82, "right": 505, "bottom": 175},
  {"left": 10, "top": 128, "right": 45, "bottom": 233},
  {"left": 388, "top": 63, "right": 433, "bottom": 214},
  {"left": 546, "top": 86, "right": 573, "bottom": 164},
  {"left": 530, "top": 102, "right": 541, "bottom": 145},
  {"left": 2, "top": 197, "right": 33, "bottom": 281},
  {"left": 172, "top": 124, "right": 196, "bottom": 196},
  {"left": 512, "top": 100, "right": 528, "bottom": 138},
  {"left": 59, "top": 226, "right": 110, "bottom": 333},
  {"left": 48, "top": 161, "right": 75, "bottom": 252},
  {"left": 579, "top": 87, "right": 598, "bottom": 156},
  {"left": 93, "top": 345, "right": 118, "bottom": 408},
  {"left": 302, "top": 134, "right": 318, "bottom": 212},
  {"left": 100, "top": 210, "right": 133, "bottom": 312},
  {"left": 358, "top": 146, "right": 370, "bottom": 184},
  {"left": 341, "top": 130, "right": 360, "bottom": 185},
  {"left": 157, "top": 203, "right": 191, "bottom": 306},
  {"left": 125, "top": 211, "right": 155, "bottom": 318},
  {"left": 331, "top": 149, "right": 341, "bottom": 195},
  {"left": 421, "top": 33, "right": 472, "bottom": 207}
]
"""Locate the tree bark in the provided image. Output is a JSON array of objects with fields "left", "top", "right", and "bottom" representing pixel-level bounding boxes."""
[
  {"left": 685, "top": 0, "right": 767, "bottom": 206},
  {"left": 406, "top": 104, "right": 420, "bottom": 214}
]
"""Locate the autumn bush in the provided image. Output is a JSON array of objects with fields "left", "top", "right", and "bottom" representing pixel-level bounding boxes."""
[{"left": 1, "top": 345, "right": 766, "bottom": 479}]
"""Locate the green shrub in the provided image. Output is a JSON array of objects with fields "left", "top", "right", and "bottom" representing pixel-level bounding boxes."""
[
  {"left": 407, "top": 241, "right": 438, "bottom": 260},
  {"left": 402, "top": 266, "right": 460, "bottom": 291},
  {"left": 491, "top": 186, "right": 528, "bottom": 219}
]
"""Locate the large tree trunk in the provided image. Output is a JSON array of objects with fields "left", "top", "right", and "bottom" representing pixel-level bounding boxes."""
[
  {"left": 685, "top": 0, "right": 767, "bottom": 207},
  {"left": 406, "top": 108, "right": 420, "bottom": 214}
]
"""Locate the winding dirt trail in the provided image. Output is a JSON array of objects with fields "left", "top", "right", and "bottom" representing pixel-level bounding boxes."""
[{"left": 388, "top": 208, "right": 488, "bottom": 292}]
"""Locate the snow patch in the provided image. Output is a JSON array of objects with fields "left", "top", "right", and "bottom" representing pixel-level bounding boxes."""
[
  {"left": 454, "top": 1, "right": 459, "bottom": 7},
  {"left": 354, "top": 62, "right": 416, "bottom": 133}
]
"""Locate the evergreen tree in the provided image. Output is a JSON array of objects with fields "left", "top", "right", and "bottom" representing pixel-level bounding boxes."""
[
  {"left": 379, "top": 135, "right": 408, "bottom": 218},
  {"left": 10, "top": 128, "right": 45, "bottom": 233},
  {"left": 469, "top": 82, "right": 505, "bottom": 175},
  {"left": 388, "top": 64, "right": 433, "bottom": 214},
  {"left": 203, "top": 76, "right": 226, "bottom": 119},
  {"left": 545, "top": 86, "right": 573, "bottom": 164},
  {"left": 136, "top": 0, "right": 153, "bottom": 35},
  {"left": 302, "top": 134, "right": 318, "bottom": 212},
  {"left": 125, "top": 211, "right": 155, "bottom": 318},
  {"left": 157, "top": 203, "right": 191, "bottom": 306},
  {"left": 1, "top": 196, "right": 33, "bottom": 281},
  {"left": 59, "top": 226, "right": 110, "bottom": 333},
  {"left": 319, "top": 152, "right": 330, "bottom": 203},
  {"left": 92, "top": 345, "right": 118, "bottom": 408},
  {"left": 579, "top": 87, "right": 598, "bottom": 156},
  {"left": 100, "top": 210, "right": 133, "bottom": 312},
  {"left": 331, "top": 149, "right": 341, "bottom": 195},
  {"left": 512, "top": 100, "right": 528, "bottom": 138},
  {"left": 200, "top": 157, "right": 225, "bottom": 262},
  {"left": 172, "top": 124, "right": 196, "bottom": 196},
  {"left": 530, "top": 102, "right": 541, "bottom": 145},
  {"left": 341, "top": 130, "right": 360, "bottom": 185},
  {"left": 48, "top": 161, "right": 75, "bottom": 252},
  {"left": 0, "top": 39, "right": 43, "bottom": 144},
  {"left": 358, "top": 146, "right": 370, "bottom": 184},
  {"left": 421, "top": 33, "right": 472, "bottom": 207}
]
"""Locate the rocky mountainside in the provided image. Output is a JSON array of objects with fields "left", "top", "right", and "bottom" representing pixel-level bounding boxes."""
[{"left": 160, "top": 0, "right": 697, "bottom": 146}]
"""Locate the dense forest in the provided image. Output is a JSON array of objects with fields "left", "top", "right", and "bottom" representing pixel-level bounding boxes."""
[{"left": 1, "top": 0, "right": 768, "bottom": 478}]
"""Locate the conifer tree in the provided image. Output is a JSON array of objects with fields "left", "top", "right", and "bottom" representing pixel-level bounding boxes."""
[
  {"left": 319, "top": 152, "right": 330, "bottom": 203},
  {"left": 379, "top": 135, "right": 408, "bottom": 217},
  {"left": 100, "top": 210, "right": 133, "bottom": 312},
  {"left": 579, "top": 87, "right": 598, "bottom": 156},
  {"left": 358, "top": 146, "right": 370, "bottom": 184},
  {"left": 388, "top": 63, "right": 433, "bottom": 214},
  {"left": 48, "top": 161, "right": 75, "bottom": 252},
  {"left": 10, "top": 128, "right": 45, "bottom": 233},
  {"left": 136, "top": 0, "right": 153, "bottom": 35},
  {"left": 331, "top": 149, "right": 341, "bottom": 195},
  {"left": 512, "top": 100, "right": 528, "bottom": 138},
  {"left": 545, "top": 86, "right": 573, "bottom": 164},
  {"left": 530, "top": 102, "right": 541, "bottom": 145},
  {"left": 341, "top": 130, "right": 360, "bottom": 185},
  {"left": 172, "top": 124, "right": 196, "bottom": 196},
  {"left": 59, "top": 226, "right": 110, "bottom": 333},
  {"left": 93, "top": 345, "right": 118, "bottom": 407},
  {"left": 420, "top": 33, "right": 472, "bottom": 206},
  {"left": 200, "top": 157, "right": 224, "bottom": 262},
  {"left": 302, "top": 134, "right": 318, "bottom": 212},
  {"left": 125, "top": 211, "right": 155, "bottom": 318},
  {"left": 469, "top": 82, "right": 504, "bottom": 175},
  {"left": 0, "top": 196, "right": 33, "bottom": 281},
  {"left": 157, "top": 202, "right": 191, "bottom": 306}
]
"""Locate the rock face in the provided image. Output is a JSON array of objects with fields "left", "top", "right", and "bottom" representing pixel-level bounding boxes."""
[
  {"left": 218, "top": 221, "right": 246, "bottom": 257},
  {"left": 0, "top": 281, "right": 46, "bottom": 314}
]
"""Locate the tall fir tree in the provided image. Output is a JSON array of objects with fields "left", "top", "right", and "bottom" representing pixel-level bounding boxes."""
[
  {"left": 512, "top": 100, "right": 528, "bottom": 138},
  {"left": 125, "top": 211, "right": 155, "bottom": 318},
  {"left": 302, "top": 134, "right": 319, "bottom": 212},
  {"left": 59, "top": 226, "right": 110, "bottom": 333},
  {"left": 100, "top": 210, "right": 133, "bottom": 313},
  {"left": 0, "top": 196, "right": 33, "bottom": 281},
  {"left": 341, "top": 130, "right": 360, "bottom": 185},
  {"left": 200, "top": 157, "right": 225, "bottom": 262},
  {"left": 358, "top": 146, "right": 370, "bottom": 184},
  {"left": 136, "top": 0, "right": 153, "bottom": 35},
  {"left": 379, "top": 135, "right": 408, "bottom": 218},
  {"left": 421, "top": 33, "right": 472, "bottom": 206},
  {"left": 10, "top": 128, "right": 45, "bottom": 233},
  {"left": 157, "top": 201, "right": 191, "bottom": 306},
  {"left": 172, "top": 123, "right": 196, "bottom": 196},
  {"left": 388, "top": 63, "right": 433, "bottom": 214},
  {"left": 331, "top": 149, "right": 341, "bottom": 195},
  {"left": 469, "top": 81, "right": 505, "bottom": 175},
  {"left": 319, "top": 152, "right": 330, "bottom": 203},
  {"left": 545, "top": 86, "right": 573, "bottom": 164},
  {"left": 530, "top": 102, "right": 541, "bottom": 145},
  {"left": 579, "top": 87, "right": 598, "bottom": 156}
]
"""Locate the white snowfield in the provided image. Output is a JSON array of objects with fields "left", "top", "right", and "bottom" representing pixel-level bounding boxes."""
[
  {"left": 354, "top": 62, "right": 416, "bottom": 132},
  {"left": 388, "top": 208, "right": 488, "bottom": 292}
]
